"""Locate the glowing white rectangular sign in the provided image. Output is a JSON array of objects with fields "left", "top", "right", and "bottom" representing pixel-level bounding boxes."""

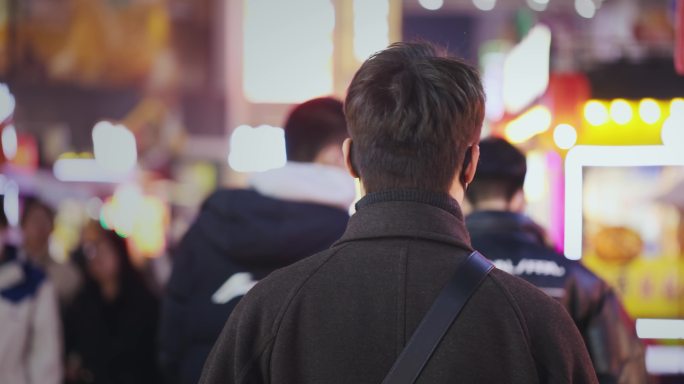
[
  {"left": 503, "top": 24, "right": 551, "bottom": 114},
  {"left": 353, "top": 0, "right": 390, "bottom": 62},
  {"left": 564, "top": 145, "right": 684, "bottom": 260},
  {"left": 645, "top": 346, "right": 684, "bottom": 374},
  {"left": 636, "top": 319, "right": 684, "bottom": 340},
  {"left": 243, "top": 0, "right": 335, "bottom": 103}
]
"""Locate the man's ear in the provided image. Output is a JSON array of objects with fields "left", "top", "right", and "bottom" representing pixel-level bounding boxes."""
[
  {"left": 509, "top": 189, "right": 526, "bottom": 213},
  {"left": 342, "top": 138, "right": 359, "bottom": 178},
  {"left": 314, "top": 144, "right": 345, "bottom": 168},
  {"left": 464, "top": 144, "right": 480, "bottom": 185}
]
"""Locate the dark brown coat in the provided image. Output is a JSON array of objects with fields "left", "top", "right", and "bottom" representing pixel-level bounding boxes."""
[{"left": 200, "top": 191, "right": 598, "bottom": 384}]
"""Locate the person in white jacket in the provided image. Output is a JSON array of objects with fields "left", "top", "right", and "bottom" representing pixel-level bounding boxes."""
[{"left": 0, "top": 204, "right": 62, "bottom": 384}]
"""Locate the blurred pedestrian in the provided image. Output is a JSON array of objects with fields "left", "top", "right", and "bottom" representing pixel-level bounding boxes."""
[
  {"left": 0, "top": 197, "right": 63, "bottom": 384},
  {"left": 21, "top": 197, "right": 82, "bottom": 308},
  {"left": 64, "top": 229, "right": 160, "bottom": 384},
  {"left": 199, "top": 42, "right": 597, "bottom": 384},
  {"left": 466, "top": 137, "right": 647, "bottom": 384},
  {"left": 159, "top": 97, "right": 354, "bottom": 384}
]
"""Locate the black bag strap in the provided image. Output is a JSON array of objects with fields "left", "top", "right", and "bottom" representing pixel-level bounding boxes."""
[{"left": 381, "top": 251, "right": 494, "bottom": 384}]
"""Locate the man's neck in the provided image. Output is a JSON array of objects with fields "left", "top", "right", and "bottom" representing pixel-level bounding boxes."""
[
  {"left": 356, "top": 189, "right": 465, "bottom": 219},
  {"left": 358, "top": 183, "right": 467, "bottom": 208},
  {"left": 474, "top": 200, "right": 512, "bottom": 212}
]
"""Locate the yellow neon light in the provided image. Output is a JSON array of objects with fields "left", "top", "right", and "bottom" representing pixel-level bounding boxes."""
[
  {"left": 610, "top": 99, "right": 633, "bottom": 125},
  {"left": 584, "top": 100, "right": 609, "bottom": 126},
  {"left": 638, "top": 98, "right": 661, "bottom": 125},
  {"left": 504, "top": 105, "right": 552, "bottom": 144}
]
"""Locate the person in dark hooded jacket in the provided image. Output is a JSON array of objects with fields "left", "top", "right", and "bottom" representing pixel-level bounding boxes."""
[
  {"left": 465, "top": 137, "right": 647, "bottom": 384},
  {"left": 159, "top": 97, "right": 354, "bottom": 384}
]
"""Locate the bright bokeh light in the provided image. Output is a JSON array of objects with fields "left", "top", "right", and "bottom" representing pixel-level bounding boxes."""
[
  {"left": 636, "top": 319, "right": 684, "bottom": 340},
  {"left": 228, "top": 125, "right": 287, "bottom": 173},
  {"left": 2, "top": 124, "right": 17, "bottom": 160},
  {"left": 0, "top": 84, "right": 15, "bottom": 122},
  {"left": 564, "top": 145, "right": 684, "bottom": 260},
  {"left": 418, "top": 0, "right": 443, "bottom": 10},
  {"left": 638, "top": 99, "right": 661, "bottom": 124},
  {"left": 503, "top": 24, "right": 552, "bottom": 114},
  {"left": 504, "top": 105, "right": 553, "bottom": 144},
  {"left": 99, "top": 200, "right": 115, "bottom": 230},
  {"left": 86, "top": 197, "right": 103, "bottom": 221},
  {"left": 609, "top": 99, "right": 633, "bottom": 125},
  {"left": 527, "top": 0, "right": 549, "bottom": 12},
  {"left": 482, "top": 51, "right": 506, "bottom": 122},
  {"left": 584, "top": 100, "right": 609, "bottom": 126},
  {"left": 3, "top": 180, "right": 19, "bottom": 227},
  {"left": 92, "top": 121, "right": 137, "bottom": 173},
  {"left": 53, "top": 158, "right": 128, "bottom": 183},
  {"left": 353, "top": 0, "right": 390, "bottom": 62},
  {"left": 575, "top": 0, "right": 596, "bottom": 18},
  {"left": 473, "top": 0, "right": 496, "bottom": 11},
  {"left": 645, "top": 346, "right": 684, "bottom": 375},
  {"left": 661, "top": 115, "right": 684, "bottom": 147},
  {"left": 244, "top": 0, "right": 334, "bottom": 103},
  {"left": 99, "top": 188, "right": 168, "bottom": 257},
  {"left": 108, "top": 184, "right": 143, "bottom": 238},
  {"left": 671, "top": 98, "right": 684, "bottom": 116},
  {"left": 523, "top": 151, "right": 547, "bottom": 203},
  {"left": 553, "top": 124, "right": 578, "bottom": 149},
  {"left": 129, "top": 196, "right": 168, "bottom": 258}
]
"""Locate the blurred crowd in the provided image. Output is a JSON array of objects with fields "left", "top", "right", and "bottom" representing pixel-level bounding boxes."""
[
  {"left": 0, "top": 97, "right": 355, "bottom": 384},
  {"left": 1, "top": 197, "right": 160, "bottom": 384}
]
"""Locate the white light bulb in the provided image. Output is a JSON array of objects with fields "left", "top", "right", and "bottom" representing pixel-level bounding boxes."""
[
  {"left": 553, "top": 124, "right": 578, "bottom": 150},
  {"left": 575, "top": 0, "right": 596, "bottom": 19},
  {"left": 638, "top": 99, "right": 661, "bottom": 124},
  {"left": 419, "top": 0, "right": 444, "bottom": 11},
  {"left": 473, "top": 0, "right": 496, "bottom": 11},
  {"left": 609, "top": 99, "right": 633, "bottom": 125}
]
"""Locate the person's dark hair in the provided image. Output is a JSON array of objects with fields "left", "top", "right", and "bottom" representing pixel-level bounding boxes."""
[
  {"left": 465, "top": 137, "right": 527, "bottom": 206},
  {"left": 284, "top": 97, "right": 348, "bottom": 162},
  {"left": 344, "top": 42, "right": 485, "bottom": 193},
  {"left": 86, "top": 229, "right": 149, "bottom": 297},
  {"left": 21, "top": 196, "right": 55, "bottom": 227}
]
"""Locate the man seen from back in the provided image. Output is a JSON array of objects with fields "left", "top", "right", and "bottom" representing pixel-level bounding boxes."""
[{"left": 200, "top": 42, "right": 597, "bottom": 384}]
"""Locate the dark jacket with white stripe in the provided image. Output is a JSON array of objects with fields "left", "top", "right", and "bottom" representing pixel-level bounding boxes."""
[
  {"left": 467, "top": 210, "right": 647, "bottom": 384},
  {"left": 159, "top": 189, "right": 349, "bottom": 384}
]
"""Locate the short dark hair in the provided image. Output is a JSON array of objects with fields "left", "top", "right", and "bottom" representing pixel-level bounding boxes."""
[
  {"left": 466, "top": 137, "right": 527, "bottom": 206},
  {"left": 284, "top": 97, "right": 348, "bottom": 162},
  {"left": 344, "top": 42, "right": 485, "bottom": 193}
]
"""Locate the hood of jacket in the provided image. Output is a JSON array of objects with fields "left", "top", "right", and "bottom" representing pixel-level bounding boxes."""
[{"left": 192, "top": 188, "right": 350, "bottom": 269}]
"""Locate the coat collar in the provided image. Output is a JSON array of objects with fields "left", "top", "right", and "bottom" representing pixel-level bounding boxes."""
[{"left": 334, "top": 189, "right": 472, "bottom": 250}]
